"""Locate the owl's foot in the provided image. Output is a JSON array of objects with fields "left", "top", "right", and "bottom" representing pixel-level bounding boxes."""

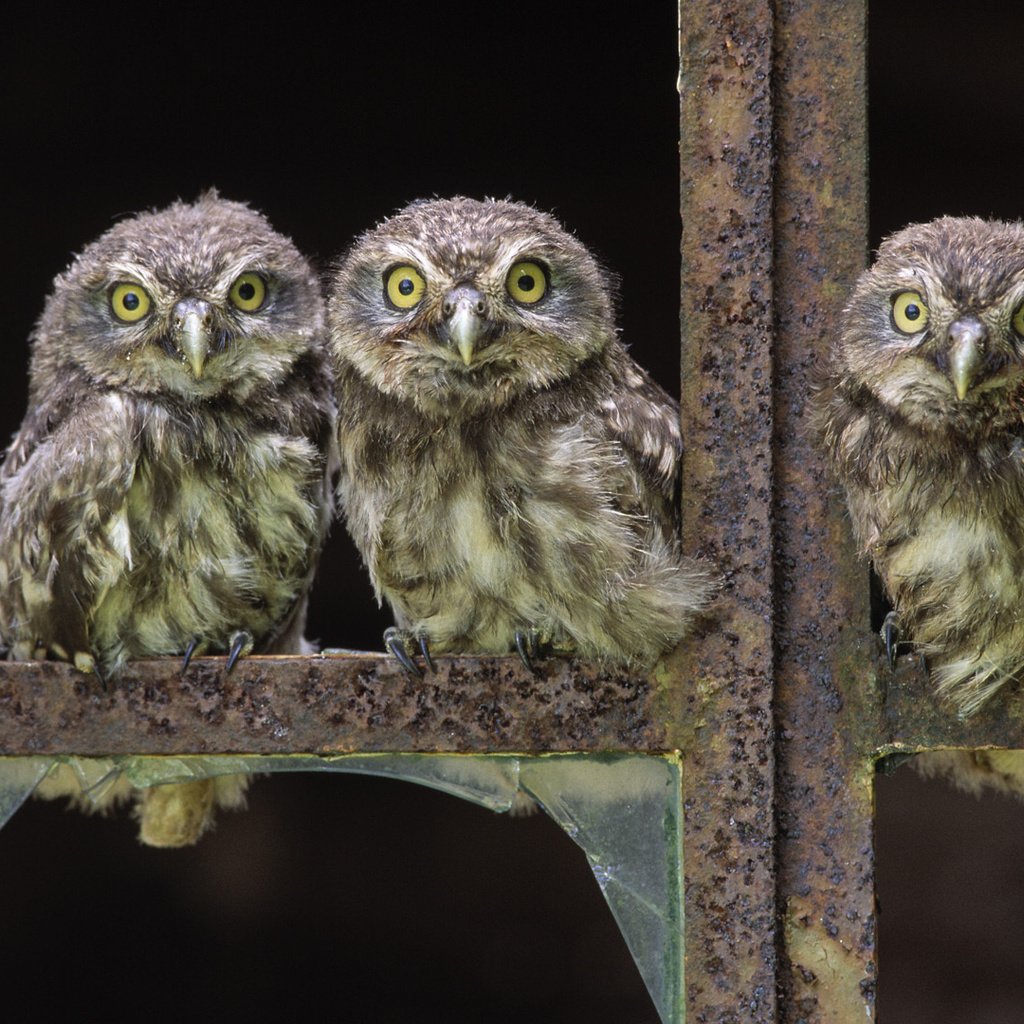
[
  {"left": 178, "top": 631, "right": 252, "bottom": 674},
  {"left": 882, "top": 611, "right": 900, "bottom": 670},
  {"left": 226, "top": 630, "right": 254, "bottom": 673},
  {"left": 383, "top": 627, "right": 433, "bottom": 678},
  {"left": 514, "top": 627, "right": 544, "bottom": 673},
  {"left": 76, "top": 651, "right": 109, "bottom": 690}
]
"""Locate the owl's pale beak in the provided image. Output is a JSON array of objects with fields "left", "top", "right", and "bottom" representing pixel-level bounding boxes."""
[
  {"left": 443, "top": 285, "right": 486, "bottom": 366},
  {"left": 172, "top": 298, "right": 214, "bottom": 378},
  {"left": 947, "top": 317, "right": 986, "bottom": 401}
]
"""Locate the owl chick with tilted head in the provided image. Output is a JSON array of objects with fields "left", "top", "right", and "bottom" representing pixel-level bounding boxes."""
[
  {"left": 329, "top": 196, "right": 713, "bottom": 673},
  {"left": 0, "top": 192, "right": 335, "bottom": 845},
  {"left": 816, "top": 216, "right": 1024, "bottom": 718}
]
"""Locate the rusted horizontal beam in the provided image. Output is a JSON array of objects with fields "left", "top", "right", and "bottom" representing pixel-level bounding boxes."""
[
  {"left": 0, "top": 654, "right": 664, "bottom": 756},
  {"left": 871, "top": 647, "right": 1024, "bottom": 753}
]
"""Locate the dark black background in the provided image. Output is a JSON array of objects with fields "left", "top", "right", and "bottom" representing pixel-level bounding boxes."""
[{"left": 1, "top": 4, "right": 1023, "bottom": 1022}]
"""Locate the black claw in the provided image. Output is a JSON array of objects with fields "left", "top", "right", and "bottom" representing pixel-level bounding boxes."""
[
  {"left": 226, "top": 631, "right": 252, "bottom": 673},
  {"left": 384, "top": 628, "right": 422, "bottom": 678},
  {"left": 528, "top": 628, "right": 541, "bottom": 660},
  {"left": 515, "top": 630, "right": 536, "bottom": 673},
  {"left": 418, "top": 635, "right": 436, "bottom": 674},
  {"left": 882, "top": 612, "right": 899, "bottom": 671},
  {"left": 93, "top": 663, "right": 108, "bottom": 692},
  {"left": 181, "top": 638, "right": 199, "bottom": 673}
]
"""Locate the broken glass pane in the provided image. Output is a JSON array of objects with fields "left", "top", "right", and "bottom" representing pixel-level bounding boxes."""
[
  {"left": 0, "top": 753, "right": 682, "bottom": 1023},
  {"left": 0, "top": 757, "right": 52, "bottom": 829}
]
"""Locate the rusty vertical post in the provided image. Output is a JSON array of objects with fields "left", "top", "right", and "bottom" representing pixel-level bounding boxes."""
[
  {"left": 772, "top": 2, "right": 872, "bottom": 1021},
  {"left": 680, "top": 0, "right": 869, "bottom": 1020},
  {"left": 678, "top": 4, "right": 777, "bottom": 1021}
]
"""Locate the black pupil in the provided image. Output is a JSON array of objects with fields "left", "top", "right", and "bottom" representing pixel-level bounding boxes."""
[
  {"left": 398, "top": 277, "right": 415, "bottom": 296},
  {"left": 904, "top": 303, "right": 920, "bottom": 321},
  {"left": 517, "top": 273, "right": 536, "bottom": 292},
  {"left": 123, "top": 292, "right": 140, "bottom": 311},
  {"left": 238, "top": 281, "right": 256, "bottom": 301}
]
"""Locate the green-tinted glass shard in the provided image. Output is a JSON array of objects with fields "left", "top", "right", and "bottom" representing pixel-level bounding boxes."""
[
  {"left": 520, "top": 755, "right": 683, "bottom": 1024},
  {"left": 0, "top": 757, "right": 53, "bottom": 828}
]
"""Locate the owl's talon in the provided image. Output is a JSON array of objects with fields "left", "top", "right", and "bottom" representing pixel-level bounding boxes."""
[
  {"left": 418, "top": 634, "right": 436, "bottom": 674},
  {"left": 882, "top": 611, "right": 900, "bottom": 670},
  {"left": 181, "top": 638, "right": 200, "bottom": 673},
  {"left": 226, "top": 630, "right": 254, "bottom": 673},
  {"left": 384, "top": 627, "right": 422, "bottom": 678},
  {"left": 514, "top": 628, "right": 543, "bottom": 673}
]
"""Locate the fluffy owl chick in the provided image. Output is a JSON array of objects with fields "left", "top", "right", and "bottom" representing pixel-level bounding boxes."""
[
  {"left": 816, "top": 216, "right": 1024, "bottom": 717},
  {"left": 329, "top": 196, "right": 713, "bottom": 672},
  {"left": 0, "top": 193, "right": 335, "bottom": 844}
]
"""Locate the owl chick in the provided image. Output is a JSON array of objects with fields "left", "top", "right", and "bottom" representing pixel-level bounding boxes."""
[
  {"left": 0, "top": 193, "right": 335, "bottom": 844},
  {"left": 816, "top": 216, "right": 1024, "bottom": 717},
  {"left": 329, "top": 196, "right": 713, "bottom": 673}
]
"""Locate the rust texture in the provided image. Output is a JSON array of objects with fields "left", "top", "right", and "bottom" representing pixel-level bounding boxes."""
[
  {"left": 876, "top": 651, "right": 1024, "bottom": 751},
  {"left": 771, "top": 1, "right": 873, "bottom": 1021},
  {"left": 677, "top": 3, "right": 778, "bottom": 1021},
  {"left": 0, "top": 654, "right": 663, "bottom": 756}
]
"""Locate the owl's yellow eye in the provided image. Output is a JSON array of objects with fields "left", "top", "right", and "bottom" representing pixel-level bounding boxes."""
[
  {"left": 384, "top": 265, "right": 426, "bottom": 309},
  {"left": 506, "top": 261, "right": 548, "bottom": 304},
  {"left": 229, "top": 272, "right": 267, "bottom": 312},
  {"left": 1012, "top": 303, "right": 1024, "bottom": 337},
  {"left": 110, "top": 283, "right": 151, "bottom": 322},
  {"left": 891, "top": 290, "right": 929, "bottom": 334}
]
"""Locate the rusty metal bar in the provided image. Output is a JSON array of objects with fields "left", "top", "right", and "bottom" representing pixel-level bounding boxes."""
[
  {"left": 677, "top": 3, "right": 778, "bottom": 1021},
  {"left": 0, "top": 654, "right": 662, "bottom": 756},
  {"left": 771, "top": 1, "right": 874, "bottom": 1020}
]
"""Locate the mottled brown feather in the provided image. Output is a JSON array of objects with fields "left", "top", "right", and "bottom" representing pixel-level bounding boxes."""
[
  {"left": 814, "top": 216, "right": 1024, "bottom": 716},
  {"left": 0, "top": 193, "right": 336, "bottom": 844},
  {"left": 329, "top": 196, "right": 713, "bottom": 664}
]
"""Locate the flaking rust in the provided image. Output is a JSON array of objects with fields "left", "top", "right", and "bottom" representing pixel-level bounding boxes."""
[
  {"left": 0, "top": 653, "right": 665, "bottom": 757},
  {"left": 772, "top": 1, "right": 874, "bottom": 1020},
  {"left": 678, "top": 2, "right": 778, "bottom": 1021}
]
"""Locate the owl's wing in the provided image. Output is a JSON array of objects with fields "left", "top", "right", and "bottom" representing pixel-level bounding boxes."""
[
  {"left": 243, "top": 347, "right": 338, "bottom": 655},
  {"left": 0, "top": 392, "right": 138, "bottom": 667},
  {"left": 597, "top": 361, "right": 682, "bottom": 501}
]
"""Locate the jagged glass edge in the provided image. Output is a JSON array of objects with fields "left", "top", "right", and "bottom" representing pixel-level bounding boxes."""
[
  {"left": 0, "top": 753, "right": 682, "bottom": 1023},
  {"left": 0, "top": 757, "right": 52, "bottom": 829}
]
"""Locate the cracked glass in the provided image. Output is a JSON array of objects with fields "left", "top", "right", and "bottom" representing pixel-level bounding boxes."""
[{"left": 0, "top": 752, "right": 683, "bottom": 1024}]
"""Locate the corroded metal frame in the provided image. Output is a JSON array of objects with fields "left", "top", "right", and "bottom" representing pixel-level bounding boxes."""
[
  {"left": 6, "top": 3, "right": 1020, "bottom": 1022},
  {"left": 677, "top": 0, "right": 875, "bottom": 1019}
]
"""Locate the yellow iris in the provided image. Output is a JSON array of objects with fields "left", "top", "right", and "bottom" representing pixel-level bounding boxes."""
[
  {"left": 1012, "top": 303, "right": 1024, "bottom": 337},
  {"left": 891, "top": 291, "right": 929, "bottom": 334},
  {"left": 229, "top": 272, "right": 267, "bottom": 312},
  {"left": 110, "top": 283, "right": 151, "bottom": 322},
  {"left": 385, "top": 265, "right": 426, "bottom": 309},
  {"left": 506, "top": 261, "right": 547, "bottom": 304}
]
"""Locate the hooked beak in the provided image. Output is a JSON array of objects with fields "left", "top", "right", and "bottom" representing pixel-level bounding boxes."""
[
  {"left": 442, "top": 285, "right": 487, "bottom": 366},
  {"left": 172, "top": 298, "right": 214, "bottom": 378},
  {"left": 947, "top": 317, "right": 986, "bottom": 401}
]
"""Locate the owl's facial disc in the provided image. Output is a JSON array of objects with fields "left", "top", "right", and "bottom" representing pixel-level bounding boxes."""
[
  {"left": 441, "top": 284, "right": 488, "bottom": 366},
  {"left": 171, "top": 298, "right": 216, "bottom": 378}
]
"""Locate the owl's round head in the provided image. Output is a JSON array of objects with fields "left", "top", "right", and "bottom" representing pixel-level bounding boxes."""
[
  {"left": 840, "top": 216, "right": 1024, "bottom": 436},
  {"left": 32, "top": 192, "right": 322, "bottom": 404},
  {"left": 328, "top": 196, "right": 616, "bottom": 415}
]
